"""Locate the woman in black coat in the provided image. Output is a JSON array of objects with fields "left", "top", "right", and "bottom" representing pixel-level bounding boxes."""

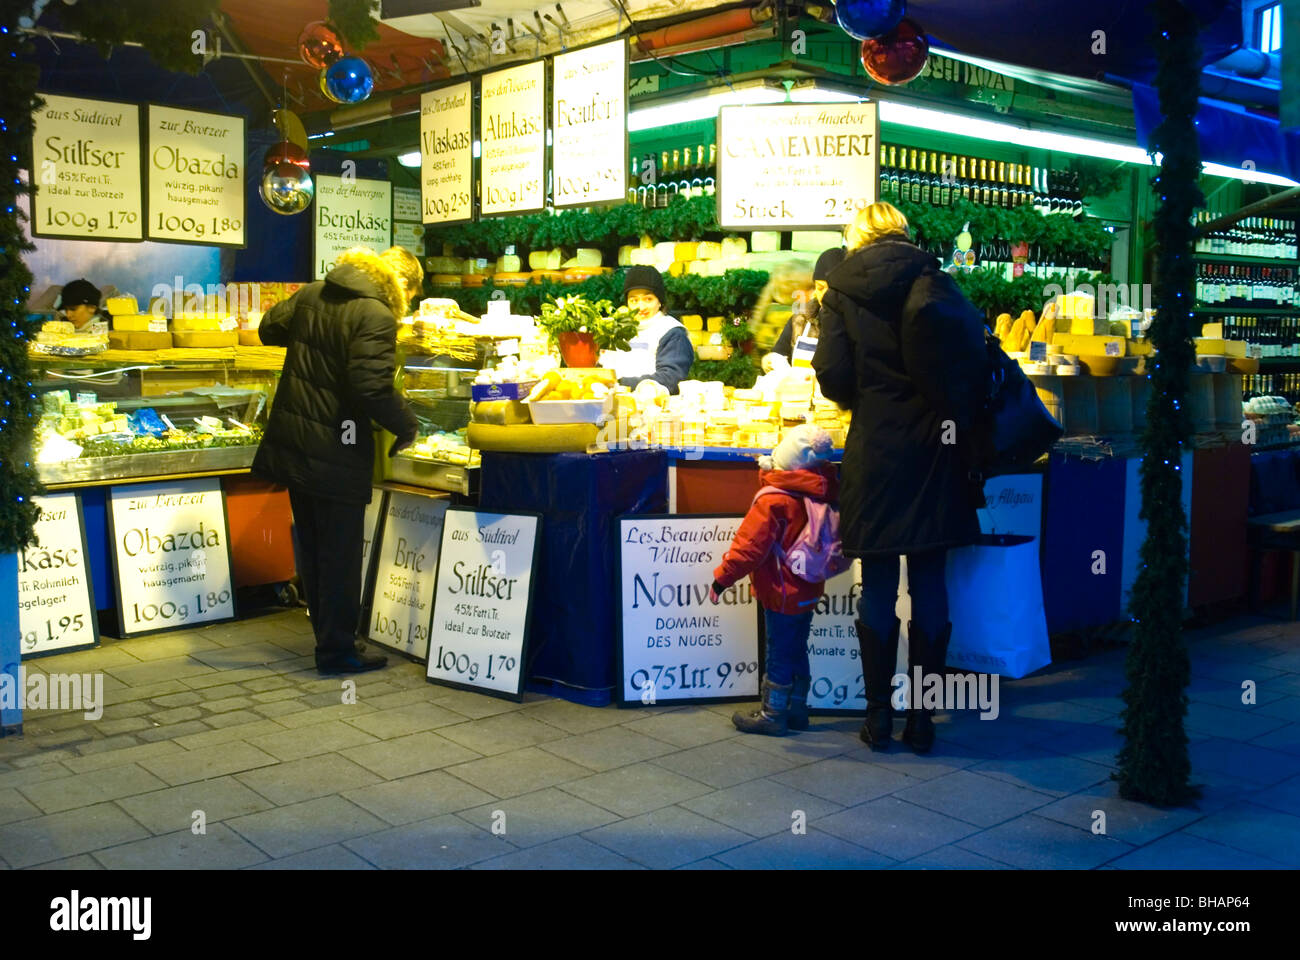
[
  {"left": 253, "top": 246, "right": 422, "bottom": 675},
  {"left": 812, "top": 202, "right": 987, "bottom": 753}
]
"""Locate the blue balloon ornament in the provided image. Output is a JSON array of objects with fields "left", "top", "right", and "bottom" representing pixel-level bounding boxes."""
[
  {"left": 835, "top": 0, "right": 906, "bottom": 40},
  {"left": 324, "top": 56, "right": 374, "bottom": 104}
]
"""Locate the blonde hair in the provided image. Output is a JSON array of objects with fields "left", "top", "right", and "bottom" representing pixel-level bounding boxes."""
[
  {"left": 334, "top": 246, "right": 414, "bottom": 317},
  {"left": 844, "top": 202, "right": 910, "bottom": 251},
  {"left": 382, "top": 246, "right": 423, "bottom": 305}
]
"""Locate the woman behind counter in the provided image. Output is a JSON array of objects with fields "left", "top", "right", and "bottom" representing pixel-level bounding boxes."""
[
  {"left": 764, "top": 247, "right": 846, "bottom": 371},
  {"left": 55, "top": 279, "right": 110, "bottom": 331},
  {"left": 599, "top": 265, "right": 694, "bottom": 395}
]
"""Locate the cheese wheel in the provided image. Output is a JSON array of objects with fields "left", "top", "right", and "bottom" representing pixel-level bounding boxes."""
[
  {"left": 109, "top": 330, "right": 173, "bottom": 350},
  {"left": 696, "top": 241, "right": 722, "bottom": 260},
  {"left": 172, "top": 330, "right": 238, "bottom": 348},
  {"left": 237, "top": 329, "right": 262, "bottom": 346},
  {"left": 41, "top": 320, "right": 75, "bottom": 336},
  {"left": 172, "top": 316, "right": 222, "bottom": 332}
]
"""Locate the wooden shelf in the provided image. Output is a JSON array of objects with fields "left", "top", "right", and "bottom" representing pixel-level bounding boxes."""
[
  {"left": 1194, "top": 305, "right": 1298, "bottom": 316},
  {"left": 1194, "top": 253, "right": 1299, "bottom": 266}
]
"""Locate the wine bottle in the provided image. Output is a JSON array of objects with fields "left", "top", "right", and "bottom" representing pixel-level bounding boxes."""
[
  {"left": 977, "top": 158, "right": 989, "bottom": 205},
  {"left": 918, "top": 152, "right": 932, "bottom": 205},
  {"left": 690, "top": 145, "right": 705, "bottom": 198},
  {"left": 704, "top": 144, "right": 716, "bottom": 196},
  {"left": 959, "top": 156, "right": 971, "bottom": 203},
  {"left": 907, "top": 149, "right": 919, "bottom": 203},
  {"left": 657, "top": 152, "right": 670, "bottom": 207},
  {"left": 938, "top": 153, "right": 952, "bottom": 206}
]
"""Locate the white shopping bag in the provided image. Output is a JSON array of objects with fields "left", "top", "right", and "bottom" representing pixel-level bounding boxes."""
[{"left": 897, "top": 535, "right": 1050, "bottom": 679}]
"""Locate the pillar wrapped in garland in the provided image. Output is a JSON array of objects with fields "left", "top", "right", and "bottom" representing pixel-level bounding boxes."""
[
  {"left": 0, "top": 1, "right": 43, "bottom": 557},
  {"left": 1116, "top": 0, "right": 1202, "bottom": 806}
]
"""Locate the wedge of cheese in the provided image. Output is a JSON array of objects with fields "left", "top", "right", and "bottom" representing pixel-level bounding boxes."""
[
  {"left": 629, "top": 248, "right": 658, "bottom": 267},
  {"left": 1195, "top": 338, "right": 1246, "bottom": 358},
  {"left": 1200, "top": 322, "right": 1224, "bottom": 338},
  {"left": 617, "top": 245, "right": 635, "bottom": 267},
  {"left": 696, "top": 241, "right": 722, "bottom": 260},
  {"left": 750, "top": 232, "right": 781, "bottom": 253},
  {"left": 529, "top": 248, "right": 564, "bottom": 270},
  {"left": 705, "top": 317, "right": 724, "bottom": 333},
  {"left": 573, "top": 248, "right": 601, "bottom": 267},
  {"left": 720, "top": 237, "right": 748, "bottom": 257},
  {"left": 105, "top": 295, "right": 138, "bottom": 316},
  {"left": 495, "top": 254, "right": 522, "bottom": 273},
  {"left": 112, "top": 314, "right": 154, "bottom": 332}
]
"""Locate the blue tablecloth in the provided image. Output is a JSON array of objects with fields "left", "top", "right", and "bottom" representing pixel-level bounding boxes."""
[{"left": 479, "top": 450, "right": 667, "bottom": 706}]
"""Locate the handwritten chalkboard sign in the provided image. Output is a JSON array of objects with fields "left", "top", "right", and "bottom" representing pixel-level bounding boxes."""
[{"left": 425, "top": 508, "right": 541, "bottom": 701}]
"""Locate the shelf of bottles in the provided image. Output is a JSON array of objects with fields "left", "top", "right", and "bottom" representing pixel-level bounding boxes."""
[
  {"left": 877, "top": 144, "right": 1105, "bottom": 279},
  {"left": 1244, "top": 372, "right": 1300, "bottom": 405},
  {"left": 1193, "top": 215, "right": 1300, "bottom": 368},
  {"left": 627, "top": 144, "right": 717, "bottom": 207}
]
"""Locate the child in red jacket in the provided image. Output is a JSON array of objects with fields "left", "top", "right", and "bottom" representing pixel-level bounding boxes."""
[{"left": 710, "top": 424, "right": 839, "bottom": 736}]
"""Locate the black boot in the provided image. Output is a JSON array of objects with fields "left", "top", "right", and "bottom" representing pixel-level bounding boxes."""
[
  {"left": 855, "top": 619, "right": 900, "bottom": 751},
  {"left": 788, "top": 675, "right": 811, "bottom": 731},
  {"left": 900, "top": 622, "right": 953, "bottom": 754},
  {"left": 317, "top": 643, "right": 388, "bottom": 675},
  {"left": 732, "top": 677, "right": 792, "bottom": 736}
]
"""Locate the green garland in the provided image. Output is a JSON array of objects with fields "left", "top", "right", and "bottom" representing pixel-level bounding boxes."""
[
  {"left": 893, "top": 197, "right": 1114, "bottom": 268},
  {"left": 953, "top": 269, "right": 1116, "bottom": 319},
  {"left": 0, "top": 2, "right": 44, "bottom": 554},
  {"left": 689, "top": 353, "right": 761, "bottom": 389},
  {"left": 57, "top": 1, "right": 223, "bottom": 73},
  {"left": 427, "top": 269, "right": 770, "bottom": 320},
  {"left": 1116, "top": 0, "right": 1199, "bottom": 807},
  {"left": 327, "top": 0, "right": 380, "bottom": 51}
]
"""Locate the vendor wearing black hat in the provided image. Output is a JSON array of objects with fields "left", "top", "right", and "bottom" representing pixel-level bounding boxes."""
[
  {"left": 56, "top": 279, "right": 109, "bottom": 332},
  {"left": 600, "top": 265, "right": 694, "bottom": 395},
  {"left": 765, "top": 247, "right": 846, "bottom": 372}
]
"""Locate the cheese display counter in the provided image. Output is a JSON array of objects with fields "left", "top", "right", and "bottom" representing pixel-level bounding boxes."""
[{"left": 30, "top": 355, "right": 280, "bottom": 488}]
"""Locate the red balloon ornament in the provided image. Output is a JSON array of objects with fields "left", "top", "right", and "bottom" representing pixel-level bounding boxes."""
[
  {"left": 264, "top": 140, "right": 309, "bottom": 170},
  {"left": 298, "top": 21, "right": 344, "bottom": 70},
  {"left": 860, "top": 17, "right": 929, "bottom": 86}
]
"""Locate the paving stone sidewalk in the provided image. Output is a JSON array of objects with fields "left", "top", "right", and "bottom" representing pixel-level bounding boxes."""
[{"left": 1, "top": 608, "right": 1297, "bottom": 869}]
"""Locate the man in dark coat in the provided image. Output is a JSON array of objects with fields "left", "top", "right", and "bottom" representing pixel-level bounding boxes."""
[
  {"left": 813, "top": 209, "right": 987, "bottom": 753},
  {"left": 253, "top": 248, "right": 420, "bottom": 674}
]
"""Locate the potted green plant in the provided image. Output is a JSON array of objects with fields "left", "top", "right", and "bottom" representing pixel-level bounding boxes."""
[{"left": 537, "top": 295, "right": 640, "bottom": 368}]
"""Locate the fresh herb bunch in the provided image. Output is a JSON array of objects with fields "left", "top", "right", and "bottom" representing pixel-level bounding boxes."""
[{"left": 536, "top": 296, "right": 640, "bottom": 352}]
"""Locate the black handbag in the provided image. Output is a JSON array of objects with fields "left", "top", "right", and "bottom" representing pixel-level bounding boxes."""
[{"left": 972, "top": 329, "right": 1062, "bottom": 475}]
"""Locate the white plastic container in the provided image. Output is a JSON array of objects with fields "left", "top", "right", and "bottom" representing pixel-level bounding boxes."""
[{"left": 527, "top": 395, "right": 613, "bottom": 424}]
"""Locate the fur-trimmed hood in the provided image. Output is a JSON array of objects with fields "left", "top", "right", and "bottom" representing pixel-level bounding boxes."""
[{"left": 328, "top": 248, "right": 408, "bottom": 317}]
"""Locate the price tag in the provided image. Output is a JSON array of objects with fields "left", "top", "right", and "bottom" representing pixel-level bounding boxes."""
[
  {"left": 792, "top": 334, "right": 819, "bottom": 368},
  {"left": 76, "top": 392, "right": 97, "bottom": 406},
  {"left": 1028, "top": 341, "right": 1048, "bottom": 362},
  {"left": 219, "top": 317, "right": 237, "bottom": 332},
  {"left": 148, "top": 318, "right": 168, "bottom": 333},
  {"left": 1104, "top": 341, "right": 1122, "bottom": 357},
  {"left": 1248, "top": 344, "right": 1264, "bottom": 359}
]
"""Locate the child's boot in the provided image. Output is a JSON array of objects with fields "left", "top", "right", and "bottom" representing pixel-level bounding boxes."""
[
  {"left": 787, "top": 675, "right": 811, "bottom": 731},
  {"left": 732, "top": 677, "right": 792, "bottom": 736},
  {"left": 855, "top": 618, "right": 900, "bottom": 750}
]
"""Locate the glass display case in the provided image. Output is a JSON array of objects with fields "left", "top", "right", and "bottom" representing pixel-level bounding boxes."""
[
  {"left": 382, "top": 340, "right": 491, "bottom": 496},
  {"left": 30, "top": 356, "right": 278, "bottom": 487}
]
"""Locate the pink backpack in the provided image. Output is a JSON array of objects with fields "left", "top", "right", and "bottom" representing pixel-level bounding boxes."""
[{"left": 752, "top": 486, "right": 852, "bottom": 583}]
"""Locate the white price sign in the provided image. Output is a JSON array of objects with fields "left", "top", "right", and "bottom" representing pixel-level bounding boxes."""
[
  {"left": 426, "top": 508, "right": 541, "bottom": 700},
  {"left": 313, "top": 174, "right": 393, "bottom": 279},
  {"left": 393, "top": 186, "right": 421, "bottom": 222},
  {"left": 419, "top": 82, "right": 473, "bottom": 224},
  {"left": 31, "top": 94, "right": 144, "bottom": 241},
  {"left": 717, "top": 101, "right": 879, "bottom": 230},
  {"left": 480, "top": 61, "right": 546, "bottom": 216},
  {"left": 369, "top": 493, "right": 448, "bottom": 659},
  {"left": 552, "top": 39, "right": 627, "bottom": 207},
  {"left": 805, "top": 561, "right": 863, "bottom": 712},
  {"left": 359, "top": 489, "right": 386, "bottom": 606},
  {"left": 146, "top": 105, "right": 245, "bottom": 247},
  {"left": 17, "top": 493, "right": 98, "bottom": 657},
  {"left": 107, "top": 478, "right": 236, "bottom": 636},
  {"left": 617, "top": 515, "right": 760, "bottom": 705}
]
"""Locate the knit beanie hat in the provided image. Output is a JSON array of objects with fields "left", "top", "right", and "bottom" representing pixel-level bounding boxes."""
[
  {"left": 759, "top": 424, "right": 834, "bottom": 472},
  {"left": 813, "top": 247, "right": 846, "bottom": 282},
  {"left": 58, "top": 279, "right": 101, "bottom": 309},
  {"left": 623, "top": 265, "right": 667, "bottom": 306}
]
